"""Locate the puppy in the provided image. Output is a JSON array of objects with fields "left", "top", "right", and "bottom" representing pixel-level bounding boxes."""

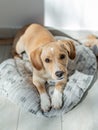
[{"left": 13, "top": 23, "right": 76, "bottom": 112}]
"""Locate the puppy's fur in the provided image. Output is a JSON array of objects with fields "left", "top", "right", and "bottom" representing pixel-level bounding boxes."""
[
  {"left": 84, "top": 35, "right": 98, "bottom": 56},
  {"left": 13, "top": 24, "right": 76, "bottom": 112},
  {"left": 85, "top": 35, "right": 98, "bottom": 47}
]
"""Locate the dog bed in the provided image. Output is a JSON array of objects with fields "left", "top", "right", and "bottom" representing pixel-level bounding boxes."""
[{"left": 0, "top": 36, "right": 97, "bottom": 117}]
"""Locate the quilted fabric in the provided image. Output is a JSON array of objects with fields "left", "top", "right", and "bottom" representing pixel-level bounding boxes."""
[{"left": 0, "top": 39, "right": 97, "bottom": 117}]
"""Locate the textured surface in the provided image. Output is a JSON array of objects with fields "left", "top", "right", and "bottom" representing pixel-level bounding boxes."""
[{"left": 0, "top": 43, "right": 97, "bottom": 117}]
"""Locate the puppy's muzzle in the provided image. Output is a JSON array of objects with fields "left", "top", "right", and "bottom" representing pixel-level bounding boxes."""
[{"left": 55, "top": 71, "right": 64, "bottom": 78}]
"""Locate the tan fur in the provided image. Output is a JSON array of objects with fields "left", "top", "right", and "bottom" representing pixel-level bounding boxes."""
[
  {"left": 13, "top": 24, "right": 55, "bottom": 57},
  {"left": 60, "top": 40, "right": 76, "bottom": 59},
  {"left": 55, "top": 81, "right": 66, "bottom": 92},
  {"left": 35, "top": 84, "right": 46, "bottom": 94},
  {"left": 12, "top": 23, "right": 76, "bottom": 111},
  {"left": 85, "top": 34, "right": 98, "bottom": 47},
  {"left": 30, "top": 47, "right": 43, "bottom": 70}
]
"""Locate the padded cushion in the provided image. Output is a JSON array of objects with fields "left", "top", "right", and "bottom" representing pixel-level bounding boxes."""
[{"left": 0, "top": 37, "right": 97, "bottom": 117}]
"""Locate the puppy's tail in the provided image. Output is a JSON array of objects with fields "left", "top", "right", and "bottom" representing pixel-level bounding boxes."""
[{"left": 0, "top": 37, "right": 14, "bottom": 44}]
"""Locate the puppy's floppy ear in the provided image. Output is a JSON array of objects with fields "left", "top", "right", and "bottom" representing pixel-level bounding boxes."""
[
  {"left": 30, "top": 47, "right": 43, "bottom": 71},
  {"left": 60, "top": 40, "right": 76, "bottom": 59}
]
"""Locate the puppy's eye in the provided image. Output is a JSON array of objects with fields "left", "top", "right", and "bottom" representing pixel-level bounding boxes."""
[
  {"left": 60, "top": 54, "right": 65, "bottom": 59},
  {"left": 45, "top": 58, "right": 50, "bottom": 63}
]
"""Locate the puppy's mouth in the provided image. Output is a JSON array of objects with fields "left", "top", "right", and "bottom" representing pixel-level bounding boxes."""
[{"left": 57, "top": 77, "right": 64, "bottom": 80}]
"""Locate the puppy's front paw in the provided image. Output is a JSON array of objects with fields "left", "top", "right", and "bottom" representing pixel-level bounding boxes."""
[
  {"left": 40, "top": 93, "right": 51, "bottom": 112},
  {"left": 52, "top": 89, "right": 63, "bottom": 109}
]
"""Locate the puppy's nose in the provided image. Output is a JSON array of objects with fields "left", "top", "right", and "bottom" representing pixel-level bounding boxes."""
[{"left": 55, "top": 71, "right": 64, "bottom": 77}]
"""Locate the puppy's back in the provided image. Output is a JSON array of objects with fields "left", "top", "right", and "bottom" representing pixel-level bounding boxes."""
[{"left": 12, "top": 23, "right": 55, "bottom": 57}]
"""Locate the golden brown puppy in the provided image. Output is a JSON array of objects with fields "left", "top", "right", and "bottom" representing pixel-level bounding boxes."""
[{"left": 13, "top": 23, "right": 76, "bottom": 112}]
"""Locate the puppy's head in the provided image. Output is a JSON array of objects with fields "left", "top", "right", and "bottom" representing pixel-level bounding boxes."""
[{"left": 30, "top": 40, "right": 76, "bottom": 80}]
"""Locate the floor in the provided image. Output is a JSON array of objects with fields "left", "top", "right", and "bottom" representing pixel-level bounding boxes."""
[{"left": 0, "top": 30, "right": 98, "bottom": 130}]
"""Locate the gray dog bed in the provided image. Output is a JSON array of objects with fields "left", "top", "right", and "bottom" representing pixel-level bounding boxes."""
[{"left": 0, "top": 36, "right": 97, "bottom": 117}]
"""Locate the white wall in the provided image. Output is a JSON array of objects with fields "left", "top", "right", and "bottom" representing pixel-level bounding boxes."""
[
  {"left": 0, "top": 0, "right": 98, "bottom": 30},
  {"left": 0, "top": 0, "right": 44, "bottom": 28},
  {"left": 45, "top": 0, "right": 98, "bottom": 30}
]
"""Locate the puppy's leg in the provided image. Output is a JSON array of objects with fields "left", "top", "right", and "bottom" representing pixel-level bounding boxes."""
[
  {"left": 52, "top": 81, "right": 66, "bottom": 109},
  {"left": 12, "top": 25, "right": 29, "bottom": 58},
  {"left": 33, "top": 79, "right": 51, "bottom": 112},
  {"left": 12, "top": 39, "right": 25, "bottom": 59}
]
